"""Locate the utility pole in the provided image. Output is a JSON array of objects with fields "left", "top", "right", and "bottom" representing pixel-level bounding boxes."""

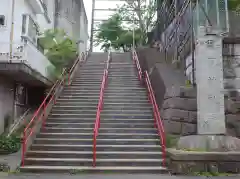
[
  {"left": 90, "top": 0, "right": 96, "bottom": 52},
  {"left": 9, "top": 0, "right": 16, "bottom": 58}
]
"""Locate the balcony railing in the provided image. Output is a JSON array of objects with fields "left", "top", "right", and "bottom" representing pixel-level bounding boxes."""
[
  {"left": 26, "top": 0, "right": 46, "bottom": 15},
  {"left": 0, "top": 41, "right": 55, "bottom": 81}
]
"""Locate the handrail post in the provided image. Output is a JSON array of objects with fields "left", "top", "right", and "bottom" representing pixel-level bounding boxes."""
[
  {"left": 42, "top": 102, "right": 46, "bottom": 130},
  {"left": 93, "top": 131, "right": 96, "bottom": 167},
  {"left": 21, "top": 131, "right": 26, "bottom": 166}
]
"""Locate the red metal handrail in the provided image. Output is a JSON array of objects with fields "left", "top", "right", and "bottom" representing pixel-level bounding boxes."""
[
  {"left": 132, "top": 49, "right": 142, "bottom": 81},
  {"left": 93, "top": 51, "right": 111, "bottom": 167},
  {"left": 21, "top": 52, "right": 87, "bottom": 166},
  {"left": 132, "top": 48, "right": 166, "bottom": 167},
  {"left": 144, "top": 71, "right": 166, "bottom": 167}
]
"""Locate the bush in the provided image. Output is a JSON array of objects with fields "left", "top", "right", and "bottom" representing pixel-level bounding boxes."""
[{"left": 0, "top": 135, "right": 21, "bottom": 154}]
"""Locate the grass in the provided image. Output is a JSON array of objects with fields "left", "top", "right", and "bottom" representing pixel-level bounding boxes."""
[
  {"left": 193, "top": 171, "right": 234, "bottom": 176},
  {"left": 166, "top": 135, "right": 179, "bottom": 148}
]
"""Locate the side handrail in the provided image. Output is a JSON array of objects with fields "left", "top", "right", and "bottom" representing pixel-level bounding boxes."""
[
  {"left": 144, "top": 71, "right": 166, "bottom": 167},
  {"left": 132, "top": 49, "right": 142, "bottom": 81},
  {"left": 93, "top": 50, "right": 111, "bottom": 167},
  {"left": 21, "top": 52, "right": 86, "bottom": 166},
  {"left": 132, "top": 48, "right": 166, "bottom": 167}
]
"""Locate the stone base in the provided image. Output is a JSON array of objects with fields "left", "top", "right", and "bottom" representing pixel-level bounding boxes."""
[
  {"left": 176, "top": 135, "right": 240, "bottom": 152},
  {"left": 168, "top": 148, "right": 240, "bottom": 175}
]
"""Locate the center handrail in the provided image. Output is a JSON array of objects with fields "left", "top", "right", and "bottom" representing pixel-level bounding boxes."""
[
  {"left": 93, "top": 51, "right": 111, "bottom": 167},
  {"left": 132, "top": 49, "right": 142, "bottom": 81},
  {"left": 21, "top": 51, "right": 87, "bottom": 166}
]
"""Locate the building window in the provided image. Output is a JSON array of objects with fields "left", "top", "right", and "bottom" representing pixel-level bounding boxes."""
[
  {"left": 0, "top": 15, "right": 6, "bottom": 26},
  {"left": 22, "top": 15, "right": 27, "bottom": 34}
]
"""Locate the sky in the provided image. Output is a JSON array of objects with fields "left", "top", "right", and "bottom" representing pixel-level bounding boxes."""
[{"left": 82, "top": 0, "right": 127, "bottom": 51}]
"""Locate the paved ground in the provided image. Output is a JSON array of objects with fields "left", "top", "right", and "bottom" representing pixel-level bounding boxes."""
[{"left": 1, "top": 173, "right": 240, "bottom": 179}]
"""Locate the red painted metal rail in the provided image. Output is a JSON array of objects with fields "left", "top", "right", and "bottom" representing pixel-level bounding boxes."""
[
  {"left": 21, "top": 52, "right": 87, "bottom": 166},
  {"left": 93, "top": 51, "right": 111, "bottom": 167},
  {"left": 132, "top": 49, "right": 166, "bottom": 167},
  {"left": 132, "top": 50, "right": 142, "bottom": 81},
  {"left": 144, "top": 71, "right": 166, "bottom": 167}
]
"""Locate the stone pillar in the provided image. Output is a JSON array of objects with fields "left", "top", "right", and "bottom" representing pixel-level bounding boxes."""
[{"left": 196, "top": 27, "right": 226, "bottom": 135}]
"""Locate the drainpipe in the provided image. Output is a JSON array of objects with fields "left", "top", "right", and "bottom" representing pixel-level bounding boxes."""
[{"left": 9, "top": 0, "right": 16, "bottom": 59}]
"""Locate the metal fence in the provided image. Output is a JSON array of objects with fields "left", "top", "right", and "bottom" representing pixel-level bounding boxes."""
[{"left": 152, "top": 0, "right": 231, "bottom": 83}]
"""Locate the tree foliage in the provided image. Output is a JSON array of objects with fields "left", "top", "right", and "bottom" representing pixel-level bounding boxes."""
[
  {"left": 117, "top": 0, "right": 157, "bottom": 45},
  {"left": 94, "top": 14, "right": 141, "bottom": 51},
  {"left": 94, "top": 0, "right": 157, "bottom": 51},
  {"left": 228, "top": 0, "right": 240, "bottom": 11},
  {"left": 38, "top": 29, "right": 78, "bottom": 76}
]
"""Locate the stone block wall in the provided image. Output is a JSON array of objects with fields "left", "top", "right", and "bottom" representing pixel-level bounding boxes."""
[
  {"left": 162, "top": 87, "right": 197, "bottom": 136},
  {"left": 162, "top": 87, "right": 240, "bottom": 138},
  {"left": 136, "top": 47, "right": 240, "bottom": 138}
]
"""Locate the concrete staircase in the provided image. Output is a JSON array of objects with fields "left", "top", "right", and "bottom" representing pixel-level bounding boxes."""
[
  {"left": 20, "top": 52, "right": 108, "bottom": 172},
  {"left": 20, "top": 52, "right": 167, "bottom": 173},
  {"left": 95, "top": 52, "right": 167, "bottom": 173}
]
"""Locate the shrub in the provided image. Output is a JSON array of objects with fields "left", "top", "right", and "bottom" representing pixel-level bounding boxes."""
[{"left": 0, "top": 135, "right": 21, "bottom": 154}]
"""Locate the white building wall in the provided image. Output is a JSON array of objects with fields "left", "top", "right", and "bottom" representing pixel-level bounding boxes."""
[
  {"left": 37, "top": 0, "right": 55, "bottom": 33},
  {"left": 79, "top": 4, "right": 88, "bottom": 54},
  {"left": 55, "top": 0, "right": 88, "bottom": 54}
]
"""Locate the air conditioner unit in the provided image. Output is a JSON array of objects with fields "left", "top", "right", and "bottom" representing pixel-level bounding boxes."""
[{"left": 21, "top": 14, "right": 39, "bottom": 45}]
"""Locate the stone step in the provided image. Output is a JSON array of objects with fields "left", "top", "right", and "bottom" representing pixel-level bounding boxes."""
[
  {"left": 75, "top": 74, "right": 105, "bottom": 77},
  {"left": 73, "top": 78, "right": 139, "bottom": 82},
  {"left": 108, "top": 75, "right": 138, "bottom": 78},
  {"left": 53, "top": 105, "right": 150, "bottom": 110},
  {"left": 52, "top": 104, "right": 151, "bottom": 110},
  {"left": 26, "top": 150, "right": 162, "bottom": 158},
  {"left": 70, "top": 83, "right": 141, "bottom": 88},
  {"left": 57, "top": 98, "right": 149, "bottom": 103},
  {"left": 43, "top": 127, "right": 157, "bottom": 133},
  {"left": 53, "top": 105, "right": 151, "bottom": 110},
  {"left": 55, "top": 101, "right": 149, "bottom": 107},
  {"left": 60, "top": 91, "right": 147, "bottom": 96},
  {"left": 47, "top": 117, "right": 154, "bottom": 123},
  {"left": 37, "top": 133, "right": 158, "bottom": 139},
  {"left": 20, "top": 165, "right": 167, "bottom": 173},
  {"left": 77, "top": 70, "right": 105, "bottom": 73},
  {"left": 30, "top": 144, "right": 161, "bottom": 152},
  {"left": 55, "top": 101, "right": 98, "bottom": 106},
  {"left": 49, "top": 113, "right": 153, "bottom": 119},
  {"left": 66, "top": 87, "right": 146, "bottom": 91},
  {"left": 63, "top": 88, "right": 146, "bottom": 92},
  {"left": 66, "top": 86, "right": 101, "bottom": 90},
  {"left": 72, "top": 81, "right": 141, "bottom": 85},
  {"left": 72, "top": 77, "right": 103, "bottom": 80},
  {"left": 51, "top": 109, "right": 152, "bottom": 115},
  {"left": 44, "top": 122, "right": 154, "bottom": 128},
  {"left": 58, "top": 95, "right": 148, "bottom": 100},
  {"left": 24, "top": 158, "right": 163, "bottom": 167}
]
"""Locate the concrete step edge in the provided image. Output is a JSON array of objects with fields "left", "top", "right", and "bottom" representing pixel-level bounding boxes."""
[
  {"left": 46, "top": 121, "right": 154, "bottom": 125},
  {"left": 25, "top": 158, "right": 163, "bottom": 162},
  {"left": 44, "top": 127, "right": 155, "bottom": 130},
  {"left": 52, "top": 106, "right": 150, "bottom": 109},
  {"left": 31, "top": 144, "right": 161, "bottom": 148},
  {"left": 47, "top": 117, "right": 153, "bottom": 120},
  {"left": 28, "top": 150, "right": 162, "bottom": 154},
  {"left": 39, "top": 133, "right": 157, "bottom": 136},
  {"left": 20, "top": 166, "right": 167, "bottom": 170}
]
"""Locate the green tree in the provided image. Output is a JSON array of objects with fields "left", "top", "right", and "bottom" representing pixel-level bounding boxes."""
[
  {"left": 94, "top": 14, "right": 141, "bottom": 51},
  {"left": 228, "top": 0, "right": 240, "bottom": 11},
  {"left": 38, "top": 29, "right": 78, "bottom": 77},
  {"left": 117, "top": 0, "right": 157, "bottom": 45}
]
